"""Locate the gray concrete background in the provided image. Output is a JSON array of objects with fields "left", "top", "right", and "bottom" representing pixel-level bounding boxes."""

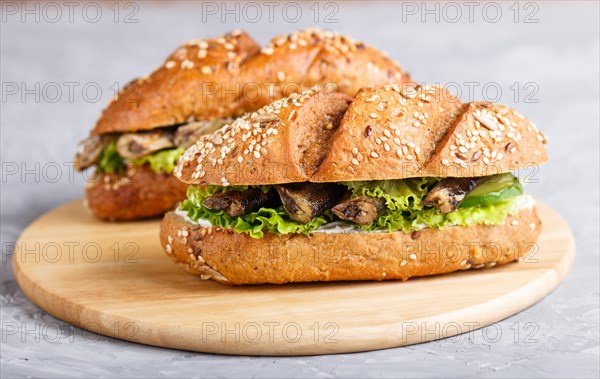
[{"left": 1, "top": 1, "right": 598, "bottom": 378}]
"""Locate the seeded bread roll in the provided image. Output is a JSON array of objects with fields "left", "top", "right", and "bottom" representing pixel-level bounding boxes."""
[
  {"left": 160, "top": 206, "right": 542, "bottom": 285},
  {"left": 312, "top": 84, "right": 548, "bottom": 181},
  {"left": 94, "top": 30, "right": 261, "bottom": 135},
  {"left": 93, "top": 28, "right": 410, "bottom": 135},
  {"left": 175, "top": 87, "right": 353, "bottom": 186},
  {"left": 177, "top": 84, "right": 548, "bottom": 186},
  {"left": 85, "top": 165, "right": 188, "bottom": 221},
  {"left": 237, "top": 29, "right": 409, "bottom": 111}
]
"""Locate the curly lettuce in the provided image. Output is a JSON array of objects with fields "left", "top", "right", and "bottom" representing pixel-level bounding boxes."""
[
  {"left": 341, "top": 177, "right": 522, "bottom": 233},
  {"left": 97, "top": 141, "right": 125, "bottom": 174},
  {"left": 179, "top": 175, "right": 525, "bottom": 238},
  {"left": 96, "top": 142, "right": 183, "bottom": 175},
  {"left": 179, "top": 186, "right": 330, "bottom": 238},
  {"left": 132, "top": 148, "right": 184, "bottom": 174}
]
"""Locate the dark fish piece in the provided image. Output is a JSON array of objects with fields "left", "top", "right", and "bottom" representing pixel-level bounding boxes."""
[
  {"left": 332, "top": 196, "right": 385, "bottom": 225},
  {"left": 116, "top": 130, "right": 175, "bottom": 160},
  {"left": 203, "top": 188, "right": 280, "bottom": 217},
  {"left": 75, "top": 135, "right": 111, "bottom": 170},
  {"left": 276, "top": 183, "right": 344, "bottom": 224},
  {"left": 423, "top": 177, "right": 484, "bottom": 214}
]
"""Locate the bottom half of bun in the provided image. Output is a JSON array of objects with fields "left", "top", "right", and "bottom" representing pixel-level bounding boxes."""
[
  {"left": 85, "top": 165, "right": 188, "bottom": 221},
  {"left": 159, "top": 206, "right": 542, "bottom": 285}
]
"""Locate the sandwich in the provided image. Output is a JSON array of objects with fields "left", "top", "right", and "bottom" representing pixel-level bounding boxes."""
[
  {"left": 74, "top": 29, "right": 410, "bottom": 221},
  {"left": 160, "top": 83, "right": 548, "bottom": 285}
]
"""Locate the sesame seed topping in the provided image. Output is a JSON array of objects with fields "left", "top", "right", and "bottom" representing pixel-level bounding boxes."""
[
  {"left": 165, "top": 61, "right": 176, "bottom": 69},
  {"left": 511, "top": 220, "right": 519, "bottom": 226},
  {"left": 370, "top": 151, "right": 379, "bottom": 158},
  {"left": 261, "top": 46, "right": 274, "bottom": 55},
  {"left": 399, "top": 86, "right": 417, "bottom": 99},
  {"left": 201, "top": 65, "right": 213, "bottom": 74},
  {"left": 474, "top": 110, "right": 498, "bottom": 131},
  {"left": 409, "top": 253, "right": 417, "bottom": 260},
  {"left": 181, "top": 59, "right": 194, "bottom": 69},
  {"left": 352, "top": 147, "right": 359, "bottom": 155},
  {"left": 351, "top": 158, "right": 359, "bottom": 165},
  {"left": 369, "top": 113, "right": 378, "bottom": 119},
  {"left": 400, "top": 260, "right": 407, "bottom": 266}
]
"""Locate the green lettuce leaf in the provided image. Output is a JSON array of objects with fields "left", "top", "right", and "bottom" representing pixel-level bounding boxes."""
[
  {"left": 179, "top": 186, "right": 330, "bottom": 238},
  {"left": 133, "top": 148, "right": 184, "bottom": 174},
  {"left": 179, "top": 175, "right": 526, "bottom": 238},
  {"left": 97, "top": 141, "right": 125, "bottom": 174},
  {"left": 341, "top": 177, "right": 523, "bottom": 233},
  {"left": 96, "top": 142, "right": 183, "bottom": 175}
]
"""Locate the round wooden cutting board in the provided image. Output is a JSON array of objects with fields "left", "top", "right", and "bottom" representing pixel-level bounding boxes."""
[{"left": 13, "top": 199, "right": 574, "bottom": 356}]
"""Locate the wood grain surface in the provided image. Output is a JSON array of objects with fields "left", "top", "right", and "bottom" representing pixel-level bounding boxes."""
[{"left": 12, "top": 199, "right": 574, "bottom": 356}]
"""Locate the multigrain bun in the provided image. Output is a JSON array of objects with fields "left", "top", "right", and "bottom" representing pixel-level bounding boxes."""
[
  {"left": 85, "top": 165, "right": 188, "bottom": 221},
  {"left": 160, "top": 206, "right": 542, "bottom": 285},
  {"left": 313, "top": 84, "right": 548, "bottom": 181},
  {"left": 237, "top": 29, "right": 409, "bottom": 110},
  {"left": 177, "top": 84, "right": 548, "bottom": 186},
  {"left": 175, "top": 87, "right": 353, "bottom": 185},
  {"left": 93, "top": 30, "right": 260, "bottom": 135},
  {"left": 94, "top": 29, "right": 410, "bottom": 135}
]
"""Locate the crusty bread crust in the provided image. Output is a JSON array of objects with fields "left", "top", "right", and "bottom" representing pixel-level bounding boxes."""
[
  {"left": 312, "top": 84, "right": 464, "bottom": 181},
  {"left": 159, "top": 207, "right": 542, "bottom": 285},
  {"left": 177, "top": 84, "right": 548, "bottom": 186},
  {"left": 175, "top": 87, "right": 353, "bottom": 185},
  {"left": 85, "top": 165, "right": 188, "bottom": 221},
  {"left": 93, "top": 29, "right": 410, "bottom": 135},
  {"left": 312, "top": 84, "right": 548, "bottom": 181},
  {"left": 93, "top": 31, "right": 260, "bottom": 135}
]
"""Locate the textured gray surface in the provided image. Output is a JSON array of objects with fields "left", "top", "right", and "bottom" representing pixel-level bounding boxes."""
[{"left": 1, "top": 1, "right": 599, "bottom": 378}]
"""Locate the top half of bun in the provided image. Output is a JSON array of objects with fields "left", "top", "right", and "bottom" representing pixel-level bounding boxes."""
[
  {"left": 312, "top": 84, "right": 548, "bottom": 181},
  {"left": 92, "top": 28, "right": 410, "bottom": 135},
  {"left": 175, "top": 83, "right": 548, "bottom": 186},
  {"left": 174, "top": 86, "right": 353, "bottom": 185}
]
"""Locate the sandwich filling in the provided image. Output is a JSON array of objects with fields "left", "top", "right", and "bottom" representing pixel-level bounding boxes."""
[
  {"left": 178, "top": 173, "right": 530, "bottom": 238},
  {"left": 75, "top": 118, "right": 232, "bottom": 174}
]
